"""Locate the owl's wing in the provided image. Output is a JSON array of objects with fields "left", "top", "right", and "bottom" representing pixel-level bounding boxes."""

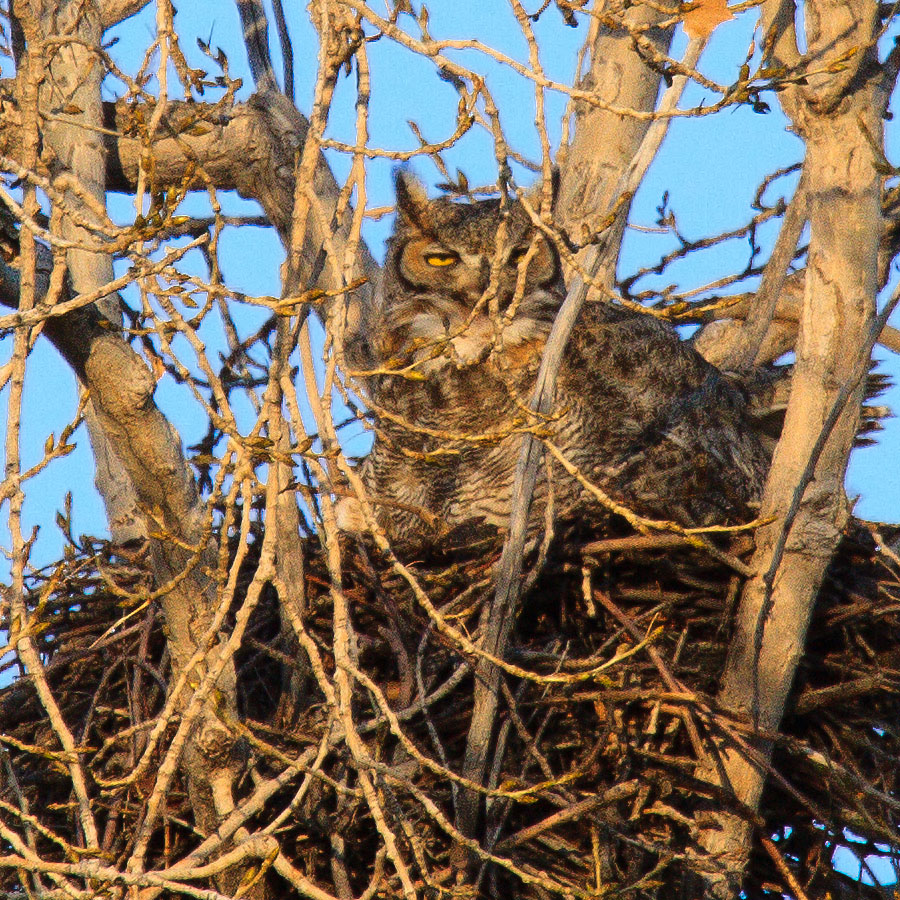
[{"left": 559, "top": 304, "right": 770, "bottom": 525}]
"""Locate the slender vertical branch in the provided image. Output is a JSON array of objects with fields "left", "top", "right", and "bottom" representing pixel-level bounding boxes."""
[{"left": 455, "top": 34, "right": 706, "bottom": 855}]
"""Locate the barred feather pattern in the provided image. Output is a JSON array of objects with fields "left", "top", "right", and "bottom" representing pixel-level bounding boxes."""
[{"left": 354, "top": 175, "right": 770, "bottom": 547}]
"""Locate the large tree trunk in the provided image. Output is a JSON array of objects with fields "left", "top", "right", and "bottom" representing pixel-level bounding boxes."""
[{"left": 696, "top": 0, "right": 885, "bottom": 891}]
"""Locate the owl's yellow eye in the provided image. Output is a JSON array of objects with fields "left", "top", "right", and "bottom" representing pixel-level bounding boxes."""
[{"left": 424, "top": 251, "right": 459, "bottom": 267}]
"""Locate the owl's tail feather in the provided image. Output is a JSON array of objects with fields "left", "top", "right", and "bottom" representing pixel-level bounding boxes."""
[{"left": 739, "top": 363, "right": 891, "bottom": 453}]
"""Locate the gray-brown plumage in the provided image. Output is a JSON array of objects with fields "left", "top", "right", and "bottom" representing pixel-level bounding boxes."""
[{"left": 351, "top": 172, "right": 769, "bottom": 546}]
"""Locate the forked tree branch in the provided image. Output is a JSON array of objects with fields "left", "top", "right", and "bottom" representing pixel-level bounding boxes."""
[
  {"left": 0, "top": 84, "right": 378, "bottom": 336},
  {"left": 4, "top": 3, "right": 255, "bottom": 894}
]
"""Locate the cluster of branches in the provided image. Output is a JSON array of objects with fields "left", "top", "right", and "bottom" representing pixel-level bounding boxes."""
[{"left": 0, "top": 0, "right": 898, "bottom": 898}]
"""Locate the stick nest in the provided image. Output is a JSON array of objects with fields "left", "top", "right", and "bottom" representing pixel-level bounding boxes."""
[{"left": 1, "top": 520, "right": 898, "bottom": 899}]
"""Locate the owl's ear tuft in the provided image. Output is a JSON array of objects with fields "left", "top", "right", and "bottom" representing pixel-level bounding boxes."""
[{"left": 394, "top": 169, "right": 431, "bottom": 229}]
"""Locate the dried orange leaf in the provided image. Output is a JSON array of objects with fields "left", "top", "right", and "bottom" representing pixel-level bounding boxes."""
[
  {"left": 150, "top": 354, "right": 166, "bottom": 383},
  {"left": 682, "top": 0, "right": 734, "bottom": 40}
]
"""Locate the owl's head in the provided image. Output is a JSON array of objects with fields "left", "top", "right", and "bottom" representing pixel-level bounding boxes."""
[
  {"left": 389, "top": 170, "right": 560, "bottom": 303},
  {"left": 378, "top": 170, "right": 564, "bottom": 365}
]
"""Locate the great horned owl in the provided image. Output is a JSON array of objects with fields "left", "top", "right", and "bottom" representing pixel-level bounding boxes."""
[{"left": 348, "top": 171, "right": 769, "bottom": 546}]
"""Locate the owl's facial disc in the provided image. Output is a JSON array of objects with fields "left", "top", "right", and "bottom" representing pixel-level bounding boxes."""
[{"left": 506, "top": 237, "right": 558, "bottom": 287}]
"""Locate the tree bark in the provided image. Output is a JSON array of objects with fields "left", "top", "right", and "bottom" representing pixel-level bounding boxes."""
[
  {"left": 557, "top": 0, "right": 677, "bottom": 258},
  {"left": 696, "top": 0, "right": 885, "bottom": 891},
  {"left": 99, "top": 0, "right": 150, "bottom": 27},
  {"left": 34, "top": 0, "right": 145, "bottom": 544}
]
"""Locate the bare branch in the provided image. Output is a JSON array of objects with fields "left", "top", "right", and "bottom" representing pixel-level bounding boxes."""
[
  {"left": 235, "top": 0, "right": 280, "bottom": 94},
  {"left": 455, "top": 29, "right": 707, "bottom": 858}
]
